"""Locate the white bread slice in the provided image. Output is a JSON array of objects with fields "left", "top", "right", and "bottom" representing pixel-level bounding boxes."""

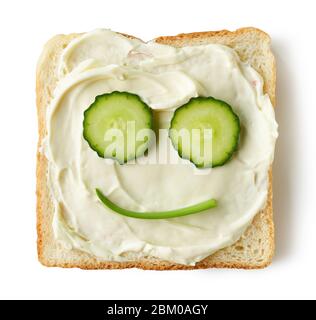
[{"left": 36, "top": 28, "right": 276, "bottom": 270}]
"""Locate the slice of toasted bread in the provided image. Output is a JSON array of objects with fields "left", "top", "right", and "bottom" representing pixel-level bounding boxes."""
[{"left": 36, "top": 28, "right": 276, "bottom": 270}]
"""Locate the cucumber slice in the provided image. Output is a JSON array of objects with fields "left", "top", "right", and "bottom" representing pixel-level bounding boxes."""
[
  {"left": 83, "top": 92, "right": 153, "bottom": 163},
  {"left": 170, "top": 97, "right": 240, "bottom": 168},
  {"left": 96, "top": 188, "right": 217, "bottom": 219}
]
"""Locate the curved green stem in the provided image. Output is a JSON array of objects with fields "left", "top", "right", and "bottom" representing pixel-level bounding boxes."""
[{"left": 96, "top": 188, "right": 217, "bottom": 219}]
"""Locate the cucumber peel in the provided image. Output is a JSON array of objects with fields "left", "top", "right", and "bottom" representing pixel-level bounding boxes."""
[{"left": 96, "top": 189, "right": 217, "bottom": 219}]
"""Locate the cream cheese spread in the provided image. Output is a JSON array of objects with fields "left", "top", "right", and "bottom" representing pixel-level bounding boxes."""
[{"left": 43, "top": 29, "right": 278, "bottom": 265}]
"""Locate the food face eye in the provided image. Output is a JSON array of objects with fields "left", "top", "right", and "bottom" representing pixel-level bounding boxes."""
[
  {"left": 169, "top": 96, "right": 240, "bottom": 168},
  {"left": 83, "top": 91, "right": 153, "bottom": 164}
]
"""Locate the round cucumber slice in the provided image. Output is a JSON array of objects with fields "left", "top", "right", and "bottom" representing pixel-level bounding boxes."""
[
  {"left": 83, "top": 92, "right": 153, "bottom": 164},
  {"left": 169, "top": 97, "right": 240, "bottom": 168}
]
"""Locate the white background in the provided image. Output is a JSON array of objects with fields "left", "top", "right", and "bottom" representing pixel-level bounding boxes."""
[{"left": 0, "top": 0, "right": 315, "bottom": 300}]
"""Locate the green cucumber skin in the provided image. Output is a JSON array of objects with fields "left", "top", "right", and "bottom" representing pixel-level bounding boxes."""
[
  {"left": 96, "top": 189, "right": 217, "bottom": 220},
  {"left": 169, "top": 96, "right": 240, "bottom": 169},
  {"left": 83, "top": 91, "right": 153, "bottom": 164}
]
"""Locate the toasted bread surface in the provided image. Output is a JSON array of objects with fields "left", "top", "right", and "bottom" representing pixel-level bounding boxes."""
[{"left": 36, "top": 28, "right": 275, "bottom": 270}]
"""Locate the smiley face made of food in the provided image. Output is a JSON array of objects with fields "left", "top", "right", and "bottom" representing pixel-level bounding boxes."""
[{"left": 44, "top": 29, "right": 278, "bottom": 265}]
